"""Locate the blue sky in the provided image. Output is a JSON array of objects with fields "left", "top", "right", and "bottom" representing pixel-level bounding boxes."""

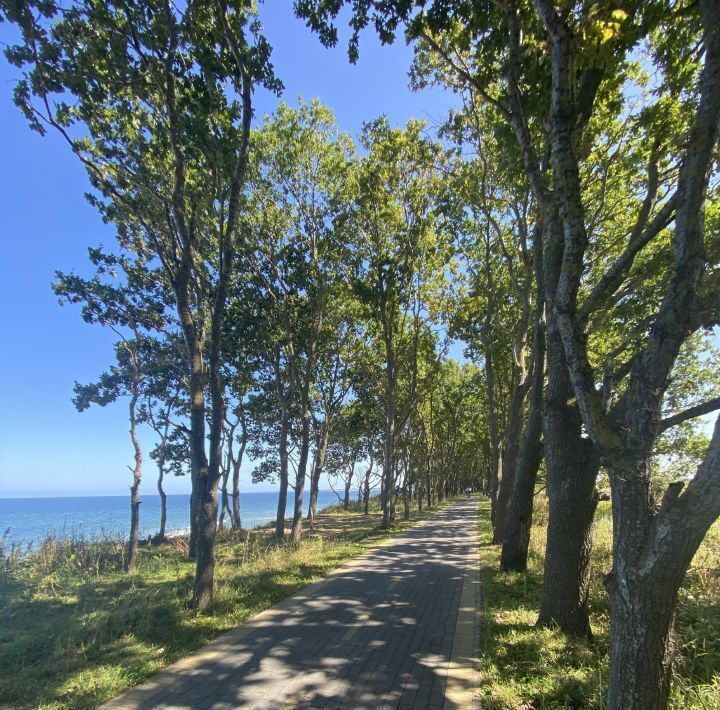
[{"left": 0, "top": 3, "right": 457, "bottom": 497}]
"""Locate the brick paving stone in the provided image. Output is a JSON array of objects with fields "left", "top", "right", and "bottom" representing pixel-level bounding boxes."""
[{"left": 101, "top": 497, "right": 479, "bottom": 710}]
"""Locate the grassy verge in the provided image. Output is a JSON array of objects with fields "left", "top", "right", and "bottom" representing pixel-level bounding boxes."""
[
  {"left": 476, "top": 497, "right": 720, "bottom": 709},
  {"left": 0, "top": 497, "right": 454, "bottom": 709}
]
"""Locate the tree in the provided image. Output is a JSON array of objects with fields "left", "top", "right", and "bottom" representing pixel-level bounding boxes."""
[
  {"left": 139, "top": 335, "right": 187, "bottom": 543},
  {"left": 54, "top": 248, "right": 168, "bottom": 572},
  {"left": 349, "top": 117, "right": 453, "bottom": 528},
  {"left": 325, "top": 402, "right": 366, "bottom": 510},
  {"left": 296, "top": 1, "right": 720, "bottom": 704},
  {"left": 4, "top": 0, "right": 279, "bottom": 611},
  {"left": 245, "top": 100, "right": 355, "bottom": 540}
]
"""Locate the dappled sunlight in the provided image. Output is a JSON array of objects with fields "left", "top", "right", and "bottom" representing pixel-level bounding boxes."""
[
  {"left": 478, "top": 498, "right": 720, "bottom": 710},
  {"left": 99, "top": 498, "right": 478, "bottom": 709}
]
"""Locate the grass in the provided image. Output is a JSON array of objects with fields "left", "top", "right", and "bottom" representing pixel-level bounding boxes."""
[
  {"left": 477, "top": 497, "right": 720, "bottom": 709},
  {"left": 0, "top": 497, "right": 453, "bottom": 709}
]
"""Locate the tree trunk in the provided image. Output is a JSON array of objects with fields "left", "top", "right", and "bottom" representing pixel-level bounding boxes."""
[
  {"left": 363, "top": 457, "right": 373, "bottom": 514},
  {"left": 606, "top": 572, "right": 677, "bottom": 710},
  {"left": 500, "top": 411, "right": 543, "bottom": 572},
  {"left": 603, "top": 411, "right": 720, "bottom": 708},
  {"left": 156, "top": 460, "right": 167, "bottom": 543},
  {"left": 402, "top": 474, "right": 410, "bottom": 521},
  {"left": 493, "top": 392, "right": 526, "bottom": 544},
  {"left": 192, "top": 346, "right": 227, "bottom": 610},
  {"left": 192, "top": 338, "right": 228, "bottom": 610},
  {"left": 275, "top": 411, "right": 290, "bottom": 540},
  {"left": 307, "top": 419, "right": 330, "bottom": 528},
  {"left": 231, "top": 456, "right": 242, "bottom": 530},
  {"left": 231, "top": 424, "right": 246, "bottom": 530},
  {"left": 502, "top": 229, "right": 545, "bottom": 571},
  {"left": 291, "top": 406, "right": 312, "bottom": 541},
  {"left": 192, "top": 476, "right": 219, "bottom": 612},
  {"left": 343, "top": 467, "right": 352, "bottom": 511},
  {"left": 126, "top": 375, "right": 142, "bottom": 574},
  {"left": 426, "top": 461, "right": 432, "bottom": 507},
  {"left": 219, "top": 464, "right": 230, "bottom": 531},
  {"left": 187, "top": 351, "right": 207, "bottom": 562},
  {"left": 381, "top": 355, "right": 396, "bottom": 530},
  {"left": 537, "top": 325, "right": 598, "bottom": 637},
  {"left": 485, "top": 348, "right": 502, "bottom": 530}
]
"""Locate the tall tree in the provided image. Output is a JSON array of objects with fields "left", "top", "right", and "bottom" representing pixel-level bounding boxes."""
[
  {"left": 4, "top": 0, "right": 279, "bottom": 611},
  {"left": 349, "top": 118, "right": 453, "bottom": 528},
  {"left": 245, "top": 100, "right": 355, "bottom": 540},
  {"left": 296, "top": 4, "right": 720, "bottom": 705}
]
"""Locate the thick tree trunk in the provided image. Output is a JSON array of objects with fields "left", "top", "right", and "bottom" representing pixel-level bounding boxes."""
[
  {"left": 192, "top": 339, "right": 227, "bottom": 610},
  {"left": 192, "top": 477, "right": 219, "bottom": 612},
  {"left": 192, "top": 355, "right": 226, "bottom": 610},
  {"left": 500, "top": 408, "right": 543, "bottom": 572},
  {"left": 537, "top": 325, "right": 599, "bottom": 637},
  {"left": 606, "top": 572, "right": 677, "bottom": 710},
  {"left": 187, "top": 354, "right": 207, "bottom": 561},
  {"left": 493, "top": 392, "right": 526, "bottom": 544},
  {"left": 604, "top": 415, "right": 720, "bottom": 709}
]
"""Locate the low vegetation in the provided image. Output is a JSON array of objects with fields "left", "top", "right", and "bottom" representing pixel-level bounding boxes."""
[
  {"left": 0, "top": 499, "right": 450, "bottom": 710},
  {"left": 477, "top": 498, "right": 720, "bottom": 709}
]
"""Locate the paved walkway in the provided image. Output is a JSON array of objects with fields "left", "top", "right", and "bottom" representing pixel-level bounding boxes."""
[{"left": 103, "top": 497, "right": 480, "bottom": 710}]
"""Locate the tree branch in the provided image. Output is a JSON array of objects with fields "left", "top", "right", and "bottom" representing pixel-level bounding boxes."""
[{"left": 659, "top": 396, "right": 720, "bottom": 433}]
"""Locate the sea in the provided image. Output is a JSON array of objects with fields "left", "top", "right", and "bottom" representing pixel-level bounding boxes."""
[{"left": 0, "top": 490, "right": 342, "bottom": 549}]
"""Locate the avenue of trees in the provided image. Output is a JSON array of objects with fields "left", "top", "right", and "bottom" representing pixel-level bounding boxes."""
[{"left": 2, "top": 1, "right": 719, "bottom": 709}]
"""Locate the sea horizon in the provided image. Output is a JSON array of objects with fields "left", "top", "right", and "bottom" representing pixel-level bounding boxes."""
[{"left": 0, "top": 489, "right": 354, "bottom": 547}]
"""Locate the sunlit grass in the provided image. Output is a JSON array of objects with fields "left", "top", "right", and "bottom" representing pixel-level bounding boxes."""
[
  {"left": 477, "top": 497, "right": 720, "bottom": 709},
  {"left": 0, "top": 497, "right": 453, "bottom": 709}
]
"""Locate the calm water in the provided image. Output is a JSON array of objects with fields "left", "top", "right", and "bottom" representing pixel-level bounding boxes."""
[{"left": 0, "top": 490, "right": 342, "bottom": 547}]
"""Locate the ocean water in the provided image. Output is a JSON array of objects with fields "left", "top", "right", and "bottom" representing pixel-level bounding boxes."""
[{"left": 0, "top": 490, "right": 343, "bottom": 548}]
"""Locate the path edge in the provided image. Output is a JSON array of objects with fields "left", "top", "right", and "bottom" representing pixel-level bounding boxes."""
[{"left": 443, "top": 494, "right": 482, "bottom": 709}]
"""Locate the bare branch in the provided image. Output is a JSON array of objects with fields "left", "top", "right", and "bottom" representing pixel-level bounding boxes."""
[{"left": 659, "top": 396, "right": 720, "bottom": 433}]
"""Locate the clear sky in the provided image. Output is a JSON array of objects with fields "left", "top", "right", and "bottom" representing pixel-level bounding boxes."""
[{"left": 0, "top": 3, "right": 458, "bottom": 497}]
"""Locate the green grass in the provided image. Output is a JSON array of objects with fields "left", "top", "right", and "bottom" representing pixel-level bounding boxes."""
[
  {"left": 477, "top": 497, "right": 720, "bottom": 709},
  {"left": 0, "top": 497, "right": 454, "bottom": 709}
]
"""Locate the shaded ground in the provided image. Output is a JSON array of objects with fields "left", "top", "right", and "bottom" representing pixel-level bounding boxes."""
[
  {"left": 0, "top": 499, "right": 456, "bottom": 709},
  {"left": 102, "top": 498, "right": 480, "bottom": 710}
]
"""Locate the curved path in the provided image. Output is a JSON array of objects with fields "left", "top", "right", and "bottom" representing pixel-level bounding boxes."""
[{"left": 103, "top": 497, "right": 480, "bottom": 710}]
